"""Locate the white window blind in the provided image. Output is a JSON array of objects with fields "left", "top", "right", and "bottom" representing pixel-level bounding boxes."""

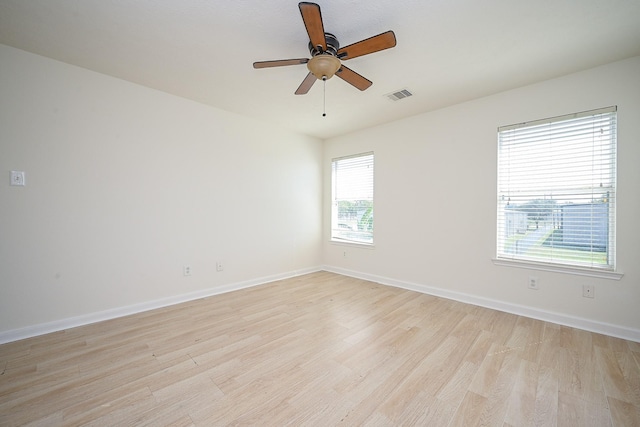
[
  {"left": 497, "top": 106, "right": 616, "bottom": 270},
  {"left": 331, "top": 153, "right": 374, "bottom": 244}
]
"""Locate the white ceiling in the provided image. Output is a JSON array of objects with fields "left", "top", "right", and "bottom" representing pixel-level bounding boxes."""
[{"left": 1, "top": 0, "right": 639, "bottom": 139}]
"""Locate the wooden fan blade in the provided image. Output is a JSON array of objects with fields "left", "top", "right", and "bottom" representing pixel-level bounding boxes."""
[
  {"left": 295, "top": 72, "right": 317, "bottom": 95},
  {"left": 253, "top": 58, "right": 309, "bottom": 69},
  {"left": 337, "top": 31, "right": 397, "bottom": 60},
  {"left": 336, "top": 65, "right": 372, "bottom": 91},
  {"left": 299, "top": 2, "right": 326, "bottom": 51}
]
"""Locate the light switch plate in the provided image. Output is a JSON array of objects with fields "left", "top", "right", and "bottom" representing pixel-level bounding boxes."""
[{"left": 10, "top": 171, "right": 25, "bottom": 186}]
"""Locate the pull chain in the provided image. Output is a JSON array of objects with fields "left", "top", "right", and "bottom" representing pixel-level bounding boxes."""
[{"left": 322, "top": 76, "right": 327, "bottom": 117}]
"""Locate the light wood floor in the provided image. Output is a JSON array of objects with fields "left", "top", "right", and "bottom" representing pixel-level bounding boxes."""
[{"left": 1, "top": 271, "right": 639, "bottom": 426}]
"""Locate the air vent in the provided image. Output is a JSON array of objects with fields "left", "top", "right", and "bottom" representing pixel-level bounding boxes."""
[{"left": 386, "top": 89, "right": 413, "bottom": 101}]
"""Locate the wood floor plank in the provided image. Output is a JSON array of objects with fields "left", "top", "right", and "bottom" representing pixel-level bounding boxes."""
[
  {"left": 627, "top": 340, "right": 640, "bottom": 353},
  {"left": 596, "top": 345, "right": 634, "bottom": 403},
  {"left": 506, "top": 316, "right": 545, "bottom": 362},
  {"left": 394, "top": 393, "right": 457, "bottom": 427},
  {"left": 377, "top": 334, "right": 466, "bottom": 419},
  {"left": 436, "top": 360, "right": 479, "bottom": 406},
  {"left": 538, "top": 322, "right": 561, "bottom": 369},
  {"left": 558, "top": 391, "right": 612, "bottom": 427},
  {"left": 467, "top": 342, "right": 509, "bottom": 396},
  {"left": 476, "top": 348, "right": 521, "bottom": 426},
  {"left": 463, "top": 329, "right": 498, "bottom": 366},
  {"left": 503, "top": 359, "right": 539, "bottom": 427},
  {"left": 608, "top": 396, "right": 640, "bottom": 427},
  {"left": 533, "top": 364, "right": 559, "bottom": 426},
  {"left": 62, "top": 386, "right": 156, "bottom": 426},
  {"left": 615, "top": 347, "right": 640, "bottom": 407},
  {"left": 449, "top": 390, "right": 487, "bottom": 426},
  {"left": 558, "top": 346, "right": 608, "bottom": 407},
  {"left": 1, "top": 271, "right": 638, "bottom": 426}
]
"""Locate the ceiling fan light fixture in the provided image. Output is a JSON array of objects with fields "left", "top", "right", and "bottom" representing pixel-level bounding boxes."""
[
  {"left": 253, "top": 3, "right": 396, "bottom": 94},
  {"left": 307, "top": 54, "right": 341, "bottom": 80}
]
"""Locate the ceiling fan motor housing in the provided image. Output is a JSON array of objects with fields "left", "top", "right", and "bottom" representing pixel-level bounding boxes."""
[
  {"left": 307, "top": 33, "right": 341, "bottom": 80},
  {"left": 308, "top": 33, "right": 339, "bottom": 56}
]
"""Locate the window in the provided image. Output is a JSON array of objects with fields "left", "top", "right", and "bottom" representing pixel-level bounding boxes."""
[
  {"left": 331, "top": 152, "right": 374, "bottom": 244},
  {"left": 497, "top": 106, "right": 616, "bottom": 271}
]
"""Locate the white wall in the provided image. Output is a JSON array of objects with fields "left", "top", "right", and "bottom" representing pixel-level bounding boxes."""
[
  {"left": 2, "top": 43, "right": 638, "bottom": 343},
  {"left": 0, "top": 45, "right": 323, "bottom": 337},
  {"left": 323, "top": 56, "right": 640, "bottom": 340}
]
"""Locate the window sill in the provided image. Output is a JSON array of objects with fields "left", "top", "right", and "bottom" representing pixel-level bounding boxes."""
[
  {"left": 330, "top": 240, "right": 375, "bottom": 249},
  {"left": 492, "top": 258, "right": 623, "bottom": 280}
]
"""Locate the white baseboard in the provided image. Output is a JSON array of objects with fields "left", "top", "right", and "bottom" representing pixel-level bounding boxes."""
[
  {"left": 0, "top": 266, "right": 322, "bottom": 345},
  {"left": 4, "top": 265, "right": 637, "bottom": 345},
  {"left": 323, "top": 265, "right": 640, "bottom": 343}
]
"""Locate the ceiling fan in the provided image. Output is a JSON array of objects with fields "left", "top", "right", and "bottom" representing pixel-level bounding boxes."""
[{"left": 253, "top": 2, "right": 397, "bottom": 95}]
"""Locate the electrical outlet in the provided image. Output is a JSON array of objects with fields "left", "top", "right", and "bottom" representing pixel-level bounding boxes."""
[
  {"left": 10, "top": 170, "right": 25, "bottom": 186},
  {"left": 183, "top": 265, "right": 192, "bottom": 276},
  {"left": 216, "top": 262, "right": 223, "bottom": 272},
  {"left": 343, "top": 251, "right": 347, "bottom": 258},
  {"left": 528, "top": 276, "right": 539, "bottom": 290},
  {"left": 583, "top": 284, "right": 595, "bottom": 298}
]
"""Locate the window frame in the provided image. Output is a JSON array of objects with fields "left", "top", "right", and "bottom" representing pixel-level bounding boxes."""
[
  {"left": 330, "top": 152, "right": 374, "bottom": 246},
  {"left": 495, "top": 107, "right": 621, "bottom": 278}
]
